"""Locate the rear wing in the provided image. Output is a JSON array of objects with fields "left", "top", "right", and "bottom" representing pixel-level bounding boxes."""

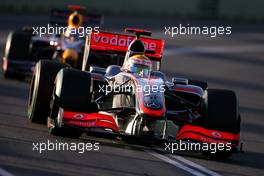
[
  {"left": 49, "top": 8, "right": 103, "bottom": 27},
  {"left": 82, "top": 30, "right": 165, "bottom": 71}
]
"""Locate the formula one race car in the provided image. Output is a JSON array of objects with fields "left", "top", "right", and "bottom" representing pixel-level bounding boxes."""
[
  {"left": 2, "top": 5, "right": 102, "bottom": 79},
  {"left": 27, "top": 28, "right": 241, "bottom": 158}
]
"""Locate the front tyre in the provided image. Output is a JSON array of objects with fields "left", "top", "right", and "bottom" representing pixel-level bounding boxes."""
[
  {"left": 203, "top": 89, "right": 241, "bottom": 159},
  {"left": 205, "top": 89, "right": 240, "bottom": 133},
  {"left": 27, "top": 60, "right": 67, "bottom": 123},
  {"left": 49, "top": 68, "right": 96, "bottom": 138}
]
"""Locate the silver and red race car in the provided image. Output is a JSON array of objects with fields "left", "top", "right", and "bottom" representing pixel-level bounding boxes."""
[{"left": 27, "top": 28, "right": 241, "bottom": 158}]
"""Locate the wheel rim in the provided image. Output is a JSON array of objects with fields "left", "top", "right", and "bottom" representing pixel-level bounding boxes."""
[{"left": 27, "top": 74, "right": 35, "bottom": 119}]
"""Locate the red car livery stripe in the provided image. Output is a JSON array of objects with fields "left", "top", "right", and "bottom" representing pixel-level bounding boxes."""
[
  {"left": 89, "top": 31, "right": 165, "bottom": 59},
  {"left": 176, "top": 124, "right": 240, "bottom": 145},
  {"left": 63, "top": 111, "right": 119, "bottom": 132}
]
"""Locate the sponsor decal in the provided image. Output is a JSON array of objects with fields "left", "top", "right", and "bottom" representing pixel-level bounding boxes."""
[
  {"left": 200, "top": 137, "right": 214, "bottom": 143},
  {"left": 73, "top": 114, "right": 84, "bottom": 119},
  {"left": 91, "top": 33, "right": 157, "bottom": 51},
  {"left": 66, "top": 120, "right": 96, "bottom": 127},
  {"left": 212, "top": 131, "right": 222, "bottom": 138}
]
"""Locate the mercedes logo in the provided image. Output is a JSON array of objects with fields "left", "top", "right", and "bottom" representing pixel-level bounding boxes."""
[{"left": 147, "top": 102, "right": 160, "bottom": 109}]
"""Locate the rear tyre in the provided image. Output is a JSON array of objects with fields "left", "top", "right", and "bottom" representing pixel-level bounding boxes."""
[
  {"left": 28, "top": 60, "right": 67, "bottom": 124},
  {"left": 203, "top": 89, "right": 240, "bottom": 158},
  {"left": 48, "top": 68, "right": 97, "bottom": 138},
  {"left": 2, "top": 31, "right": 32, "bottom": 78}
]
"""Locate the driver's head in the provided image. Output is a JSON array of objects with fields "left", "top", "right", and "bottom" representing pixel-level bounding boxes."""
[
  {"left": 67, "top": 11, "right": 83, "bottom": 28},
  {"left": 124, "top": 39, "right": 145, "bottom": 61},
  {"left": 123, "top": 55, "right": 152, "bottom": 77}
]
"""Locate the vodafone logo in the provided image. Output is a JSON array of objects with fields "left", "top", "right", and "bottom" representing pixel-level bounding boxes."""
[{"left": 92, "top": 34, "right": 157, "bottom": 51}]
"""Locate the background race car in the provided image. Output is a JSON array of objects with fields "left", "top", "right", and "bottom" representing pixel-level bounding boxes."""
[{"left": 2, "top": 5, "right": 103, "bottom": 79}]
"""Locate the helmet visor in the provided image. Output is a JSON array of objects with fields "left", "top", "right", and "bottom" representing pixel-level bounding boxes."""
[{"left": 130, "top": 63, "right": 150, "bottom": 77}]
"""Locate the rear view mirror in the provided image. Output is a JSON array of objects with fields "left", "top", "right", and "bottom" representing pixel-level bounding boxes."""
[{"left": 172, "top": 77, "right": 188, "bottom": 85}]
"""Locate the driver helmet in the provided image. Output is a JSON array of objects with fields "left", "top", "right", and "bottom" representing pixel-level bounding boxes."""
[
  {"left": 123, "top": 54, "right": 152, "bottom": 77},
  {"left": 65, "top": 12, "right": 83, "bottom": 39},
  {"left": 67, "top": 11, "right": 83, "bottom": 29},
  {"left": 124, "top": 39, "right": 145, "bottom": 63}
]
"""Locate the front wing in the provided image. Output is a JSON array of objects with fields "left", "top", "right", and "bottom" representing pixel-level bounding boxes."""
[{"left": 58, "top": 111, "right": 240, "bottom": 149}]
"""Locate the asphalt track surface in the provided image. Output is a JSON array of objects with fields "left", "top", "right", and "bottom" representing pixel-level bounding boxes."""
[{"left": 0, "top": 15, "right": 264, "bottom": 176}]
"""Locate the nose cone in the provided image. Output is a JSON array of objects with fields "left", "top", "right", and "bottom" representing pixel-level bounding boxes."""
[
  {"left": 136, "top": 77, "right": 166, "bottom": 117},
  {"left": 143, "top": 94, "right": 163, "bottom": 109},
  {"left": 139, "top": 90, "right": 166, "bottom": 118}
]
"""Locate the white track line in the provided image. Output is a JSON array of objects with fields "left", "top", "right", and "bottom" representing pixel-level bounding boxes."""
[
  {"left": 170, "top": 155, "right": 222, "bottom": 176},
  {"left": 146, "top": 150, "right": 207, "bottom": 176},
  {"left": 0, "top": 168, "right": 14, "bottom": 176}
]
